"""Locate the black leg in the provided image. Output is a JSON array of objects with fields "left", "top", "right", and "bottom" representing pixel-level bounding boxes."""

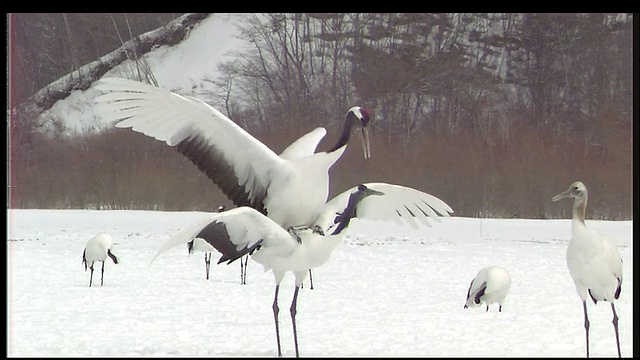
[
  {"left": 485, "top": 305, "right": 489, "bottom": 312},
  {"left": 583, "top": 300, "right": 590, "bottom": 358},
  {"left": 611, "top": 302, "right": 621, "bottom": 358},
  {"left": 308, "top": 269, "right": 314, "bottom": 290},
  {"left": 89, "top": 264, "right": 94, "bottom": 287},
  {"left": 290, "top": 285, "right": 301, "bottom": 358},
  {"left": 499, "top": 305, "right": 502, "bottom": 312},
  {"left": 272, "top": 284, "right": 282, "bottom": 357},
  {"left": 243, "top": 255, "right": 248, "bottom": 284},
  {"left": 205, "top": 253, "right": 211, "bottom": 280},
  {"left": 240, "top": 255, "right": 248, "bottom": 285},
  {"left": 100, "top": 261, "right": 105, "bottom": 286}
]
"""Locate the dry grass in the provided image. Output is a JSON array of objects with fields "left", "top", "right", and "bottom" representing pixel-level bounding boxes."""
[{"left": 9, "top": 117, "right": 632, "bottom": 220}]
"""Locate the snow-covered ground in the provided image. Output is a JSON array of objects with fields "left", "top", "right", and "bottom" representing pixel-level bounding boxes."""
[{"left": 7, "top": 209, "right": 633, "bottom": 357}]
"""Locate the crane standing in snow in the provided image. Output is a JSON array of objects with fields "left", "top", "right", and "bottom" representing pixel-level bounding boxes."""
[
  {"left": 553, "top": 181, "right": 623, "bottom": 358},
  {"left": 82, "top": 233, "right": 119, "bottom": 287}
]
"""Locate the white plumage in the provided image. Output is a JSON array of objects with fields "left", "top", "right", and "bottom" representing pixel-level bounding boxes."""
[
  {"left": 552, "top": 181, "right": 623, "bottom": 358},
  {"left": 94, "top": 77, "right": 371, "bottom": 290},
  {"left": 464, "top": 266, "right": 511, "bottom": 312},
  {"left": 93, "top": 77, "right": 371, "bottom": 229},
  {"left": 82, "top": 233, "right": 119, "bottom": 287},
  {"left": 150, "top": 182, "right": 453, "bottom": 357}
]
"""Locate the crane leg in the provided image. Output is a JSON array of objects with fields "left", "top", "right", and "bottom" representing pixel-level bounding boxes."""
[
  {"left": 290, "top": 285, "right": 302, "bottom": 358},
  {"left": 611, "top": 302, "right": 621, "bottom": 358},
  {"left": 583, "top": 300, "right": 590, "bottom": 358},
  {"left": 100, "top": 261, "right": 105, "bottom": 286},
  {"left": 272, "top": 284, "right": 282, "bottom": 357},
  {"left": 243, "top": 256, "right": 248, "bottom": 284},
  {"left": 205, "top": 253, "right": 211, "bottom": 280}
]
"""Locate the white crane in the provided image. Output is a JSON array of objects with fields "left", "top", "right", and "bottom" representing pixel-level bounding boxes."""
[
  {"left": 94, "top": 77, "right": 371, "bottom": 290},
  {"left": 82, "top": 233, "right": 119, "bottom": 287},
  {"left": 93, "top": 77, "right": 371, "bottom": 229},
  {"left": 151, "top": 182, "right": 453, "bottom": 357},
  {"left": 552, "top": 181, "right": 623, "bottom": 358},
  {"left": 463, "top": 266, "right": 511, "bottom": 312}
]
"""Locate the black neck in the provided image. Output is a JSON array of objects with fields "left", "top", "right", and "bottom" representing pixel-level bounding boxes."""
[
  {"left": 329, "top": 187, "right": 363, "bottom": 235},
  {"left": 328, "top": 114, "right": 356, "bottom": 153},
  {"left": 330, "top": 214, "right": 352, "bottom": 235}
]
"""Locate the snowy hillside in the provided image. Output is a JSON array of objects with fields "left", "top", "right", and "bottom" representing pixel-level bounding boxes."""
[{"left": 38, "top": 13, "right": 243, "bottom": 136}]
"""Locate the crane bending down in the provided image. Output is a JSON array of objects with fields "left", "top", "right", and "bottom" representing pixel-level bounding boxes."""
[
  {"left": 463, "top": 266, "right": 511, "bottom": 312},
  {"left": 553, "top": 181, "right": 623, "bottom": 358},
  {"left": 151, "top": 182, "right": 453, "bottom": 357},
  {"left": 94, "top": 77, "right": 372, "bottom": 289},
  {"left": 82, "top": 233, "right": 119, "bottom": 287}
]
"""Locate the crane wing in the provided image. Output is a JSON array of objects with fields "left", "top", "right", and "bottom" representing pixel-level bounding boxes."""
[
  {"left": 316, "top": 182, "right": 453, "bottom": 231},
  {"left": 94, "top": 77, "right": 288, "bottom": 213},
  {"left": 150, "top": 207, "right": 296, "bottom": 267}
]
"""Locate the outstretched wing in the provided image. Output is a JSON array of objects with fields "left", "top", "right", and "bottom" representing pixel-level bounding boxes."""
[
  {"left": 93, "top": 77, "right": 288, "bottom": 213},
  {"left": 315, "top": 182, "right": 453, "bottom": 231},
  {"left": 149, "top": 207, "right": 296, "bottom": 267}
]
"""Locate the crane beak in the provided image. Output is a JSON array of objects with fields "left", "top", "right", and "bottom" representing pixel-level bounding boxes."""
[
  {"left": 360, "top": 126, "right": 371, "bottom": 159},
  {"left": 366, "top": 188, "right": 384, "bottom": 197},
  {"left": 552, "top": 188, "right": 571, "bottom": 202}
]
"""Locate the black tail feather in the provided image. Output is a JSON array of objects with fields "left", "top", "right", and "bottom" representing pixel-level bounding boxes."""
[
  {"left": 187, "top": 240, "right": 194, "bottom": 255},
  {"left": 218, "top": 239, "right": 263, "bottom": 265},
  {"left": 614, "top": 277, "right": 622, "bottom": 300},
  {"left": 474, "top": 282, "right": 487, "bottom": 305},
  {"left": 107, "top": 249, "right": 119, "bottom": 264}
]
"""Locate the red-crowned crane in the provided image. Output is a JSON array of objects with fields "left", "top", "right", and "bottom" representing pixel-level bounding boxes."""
[
  {"left": 553, "top": 181, "right": 623, "bottom": 358},
  {"left": 82, "top": 233, "right": 119, "bottom": 287},
  {"left": 95, "top": 77, "right": 372, "bottom": 289},
  {"left": 463, "top": 266, "right": 512, "bottom": 312}
]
